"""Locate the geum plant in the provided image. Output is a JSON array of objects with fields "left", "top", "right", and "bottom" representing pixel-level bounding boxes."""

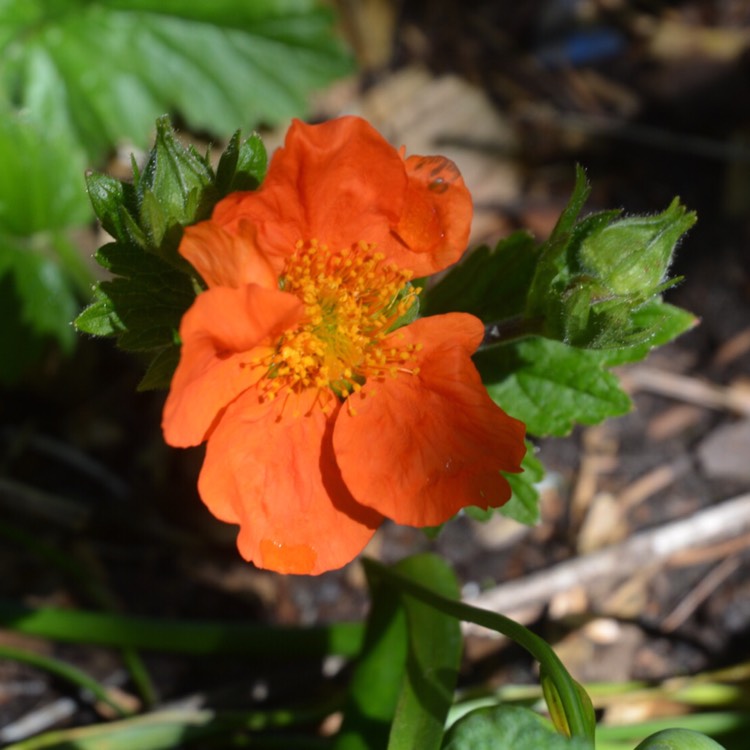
[{"left": 71, "top": 114, "right": 724, "bottom": 749}]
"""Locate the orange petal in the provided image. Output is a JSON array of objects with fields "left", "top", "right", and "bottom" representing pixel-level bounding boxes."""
[
  {"left": 387, "top": 155, "right": 473, "bottom": 276},
  {"left": 179, "top": 220, "right": 278, "bottom": 289},
  {"left": 198, "top": 389, "right": 382, "bottom": 575},
  {"left": 209, "top": 117, "right": 473, "bottom": 278},
  {"left": 333, "top": 313, "right": 526, "bottom": 527},
  {"left": 162, "top": 285, "right": 303, "bottom": 447},
  {"left": 212, "top": 117, "right": 409, "bottom": 257}
]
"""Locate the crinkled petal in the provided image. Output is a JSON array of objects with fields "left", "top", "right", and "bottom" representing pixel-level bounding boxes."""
[
  {"left": 388, "top": 155, "right": 473, "bottom": 276},
  {"left": 209, "top": 118, "right": 472, "bottom": 277},
  {"left": 213, "top": 117, "right": 409, "bottom": 260},
  {"left": 333, "top": 313, "right": 526, "bottom": 526},
  {"left": 180, "top": 220, "right": 278, "bottom": 289},
  {"left": 199, "top": 389, "right": 382, "bottom": 575},
  {"left": 162, "top": 285, "right": 303, "bottom": 447}
]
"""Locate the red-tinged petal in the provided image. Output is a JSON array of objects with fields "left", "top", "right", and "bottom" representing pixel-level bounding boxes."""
[
  {"left": 212, "top": 117, "right": 409, "bottom": 257},
  {"left": 333, "top": 313, "right": 526, "bottom": 527},
  {"left": 162, "top": 285, "right": 303, "bottom": 448},
  {"left": 198, "top": 389, "right": 383, "bottom": 575},
  {"left": 180, "top": 220, "right": 278, "bottom": 289},
  {"left": 386, "top": 155, "right": 473, "bottom": 276}
]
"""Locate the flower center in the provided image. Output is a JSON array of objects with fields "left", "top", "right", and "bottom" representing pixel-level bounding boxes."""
[{"left": 258, "top": 239, "right": 421, "bottom": 403}]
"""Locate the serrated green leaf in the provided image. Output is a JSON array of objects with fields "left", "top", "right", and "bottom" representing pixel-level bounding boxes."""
[
  {"left": 215, "top": 131, "right": 268, "bottom": 195},
  {"left": 476, "top": 338, "right": 632, "bottom": 438},
  {"left": 1, "top": 0, "right": 353, "bottom": 161},
  {"left": 442, "top": 705, "right": 591, "bottom": 750},
  {"left": 500, "top": 445, "right": 544, "bottom": 525},
  {"left": 421, "top": 231, "right": 539, "bottom": 322},
  {"left": 137, "top": 346, "right": 182, "bottom": 391},
  {"left": 600, "top": 301, "right": 698, "bottom": 366},
  {"left": 96, "top": 258, "right": 196, "bottom": 352},
  {"left": 75, "top": 115, "right": 270, "bottom": 386},
  {"left": 74, "top": 291, "right": 123, "bottom": 338}
]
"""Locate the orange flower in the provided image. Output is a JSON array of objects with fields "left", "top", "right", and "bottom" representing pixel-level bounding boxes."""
[{"left": 162, "top": 116, "right": 526, "bottom": 575}]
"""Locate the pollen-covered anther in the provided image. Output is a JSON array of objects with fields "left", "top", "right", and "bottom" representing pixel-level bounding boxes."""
[{"left": 254, "top": 240, "right": 421, "bottom": 401}]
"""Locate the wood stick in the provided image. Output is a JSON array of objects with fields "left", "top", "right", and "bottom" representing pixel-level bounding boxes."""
[
  {"left": 464, "top": 492, "right": 750, "bottom": 634},
  {"left": 623, "top": 367, "right": 750, "bottom": 416}
]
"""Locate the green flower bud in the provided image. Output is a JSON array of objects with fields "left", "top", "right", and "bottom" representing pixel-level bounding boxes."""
[{"left": 578, "top": 198, "right": 696, "bottom": 296}]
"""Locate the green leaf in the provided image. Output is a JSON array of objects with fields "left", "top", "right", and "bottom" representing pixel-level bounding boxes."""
[
  {"left": 0, "top": 111, "right": 96, "bottom": 380},
  {"left": 421, "top": 231, "right": 540, "bottom": 323},
  {"left": 364, "top": 559, "right": 595, "bottom": 746},
  {"left": 476, "top": 337, "right": 632, "bottom": 438},
  {"left": 387, "top": 555, "right": 463, "bottom": 750},
  {"left": 0, "top": 643, "right": 132, "bottom": 719},
  {"left": 598, "top": 301, "right": 698, "bottom": 367},
  {"left": 215, "top": 131, "right": 268, "bottom": 194},
  {"left": 334, "top": 564, "right": 410, "bottom": 750},
  {"left": 500, "top": 445, "right": 544, "bottom": 525},
  {"left": 0, "top": 236, "right": 79, "bottom": 383},
  {"left": 336, "top": 555, "right": 462, "bottom": 750},
  {"left": 137, "top": 346, "right": 182, "bottom": 392},
  {"left": 442, "top": 705, "right": 591, "bottom": 750},
  {"left": 0, "top": 599, "right": 364, "bottom": 658},
  {"left": 474, "top": 300, "right": 696, "bottom": 439},
  {"left": 1, "top": 0, "right": 353, "bottom": 162},
  {"left": 634, "top": 728, "right": 727, "bottom": 750},
  {"left": 0, "top": 110, "right": 91, "bottom": 235}
]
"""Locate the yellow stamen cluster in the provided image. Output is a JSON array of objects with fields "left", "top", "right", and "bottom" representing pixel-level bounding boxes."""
[{"left": 257, "top": 239, "right": 421, "bottom": 404}]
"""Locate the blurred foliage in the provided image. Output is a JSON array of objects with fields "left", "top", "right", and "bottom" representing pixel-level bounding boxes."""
[{"left": 0, "top": 0, "right": 353, "bottom": 383}]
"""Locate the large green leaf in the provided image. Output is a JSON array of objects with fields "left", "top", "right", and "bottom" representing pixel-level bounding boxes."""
[
  {"left": 475, "top": 301, "right": 696, "bottom": 439},
  {"left": 421, "top": 231, "right": 540, "bottom": 323},
  {"left": 0, "top": 111, "right": 93, "bottom": 381},
  {"left": 442, "top": 705, "right": 591, "bottom": 750},
  {"left": 387, "top": 555, "right": 463, "bottom": 750},
  {"left": 0, "top": 111, "right": 90, "bottom": 235},
  {"left": 476, "top": 337, "right": 632, "bottom": 438},
  {"left": 334, "top": 564, "right": 409, "bottom": 750},
  {"left": 336, "top": 556, "right": 462, "bottom": 750},
  {"left": 0, "top": 0, "right": 353, "bottom": 161}
]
